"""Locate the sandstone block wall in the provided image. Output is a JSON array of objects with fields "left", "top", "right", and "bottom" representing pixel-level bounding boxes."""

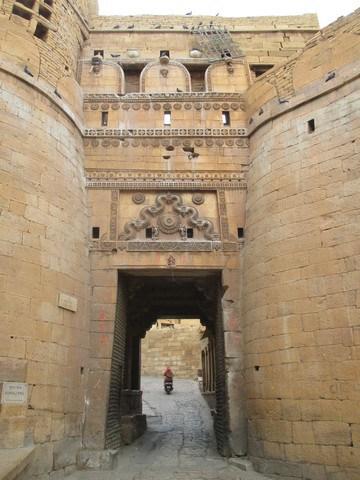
[
  {"left": 243, "top": 10, "right": 360, "bottom": 479},
  {"left": 0, "top": 71, "right": 90, "bottom": 478},
  {"left": 0, "top": 1, "right": 91, "bottom": 478},
  {"left": 2, "top": 0, "right": 89, "bottom": 87},
  {"left": 141, "top": 321, "right": 203, "bottom": 379}
]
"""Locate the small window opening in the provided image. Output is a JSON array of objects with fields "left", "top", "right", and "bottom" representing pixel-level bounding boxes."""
[
  {"left": 183, "top": 146, "right": 194, "bottom": 153},
  {"left": 186, "top": 64, "right": 207, "bottom": 92},
  {"left": 34, "top": 23, "right": 48, "bottom": 40},
  {"left": 80, "top": 367, "right": 84, "bottom": 375},
  {"left": 145, "top": 228, "right": 153, "bottom": 239},
  {"left": 222, "top": 111, "right": 230, "bottom": 126},
  {"left": 237, "top": 227, "right": 244, "bottom": 239},
  {"left": 94, "top": 50, "right": 104, "bottom": 58},
  {"left": 160, "top": 50, "right": 170, "bottom": 58},
  {"left": 39, "top": 5, "right": 51, "bottom": 19},
  {"left": 308, "top": 119, "right": 315, "bottom": 133},
  {"left": 12, "top": 4, "right": 32, "bottom": 20},
  {"left": 187, "top": 228, "right": 194, "bottom": 239},
  {"left": 101, "top": 111, "right": 109, "bottom": 127},
  {"left": 92, "top": 227, "right": 100, "bottom": 239},
  {"left": 164, "top": 111, "right": 171, "bottom": 126},
  {"left": 17, "top": 0, "right": 35, "bottom": 8},
  {"left": 123, "top": 65, "right": 142, "bottom": 94},
  {"left": 250, "top": 64, "right": 274, "bottom": 79}
]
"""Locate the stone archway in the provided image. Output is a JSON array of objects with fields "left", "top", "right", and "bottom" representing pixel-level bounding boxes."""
[{"left": 104, "top": 270, "right": 231, "bottom": 456}]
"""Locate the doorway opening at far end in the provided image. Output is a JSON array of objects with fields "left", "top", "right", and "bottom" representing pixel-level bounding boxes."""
[{"left": 104, "top": 270, "right": 230, "bottom": 457}]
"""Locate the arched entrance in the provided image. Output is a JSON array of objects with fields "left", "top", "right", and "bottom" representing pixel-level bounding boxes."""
[{"left": 104, "top": 270, "right": 231, "bottom": 456}]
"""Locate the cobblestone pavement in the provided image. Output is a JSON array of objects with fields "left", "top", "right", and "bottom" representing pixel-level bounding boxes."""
[{"left": 69, "top": 377, "right": 269, "bottom": 480}]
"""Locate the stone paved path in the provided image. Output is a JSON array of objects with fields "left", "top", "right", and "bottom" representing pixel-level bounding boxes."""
[{"left": 69, "top": 377, "right": 270, "bottom": 480}]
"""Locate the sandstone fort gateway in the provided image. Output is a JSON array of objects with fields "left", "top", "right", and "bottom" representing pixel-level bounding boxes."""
[{"left": 0, "top": 0, "right": 359, "bottom": 478}]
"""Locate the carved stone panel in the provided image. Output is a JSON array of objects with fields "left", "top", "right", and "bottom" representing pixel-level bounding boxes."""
[{"left": 118, "top": 192, "right": 219, "bottom": 242}]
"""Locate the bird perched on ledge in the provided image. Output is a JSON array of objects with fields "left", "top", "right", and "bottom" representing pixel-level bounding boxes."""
[
  {"left": 185, "top": 11, "right": 192, "bottom": 15},
  {"left": 24, "top": 65, "right": 34, "bottom": 77}
]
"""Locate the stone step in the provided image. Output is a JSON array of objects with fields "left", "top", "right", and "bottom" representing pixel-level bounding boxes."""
[
  {"left": 229, "top": 457, "right": 254, "bottom": 472},
  {"left": 0, "top": 447, "right": 35, "bottom": 480}
]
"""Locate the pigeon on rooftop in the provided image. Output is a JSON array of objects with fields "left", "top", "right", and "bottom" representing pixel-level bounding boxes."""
[{"left": 185, "top": 11, "right": 192, "bottom": 15}]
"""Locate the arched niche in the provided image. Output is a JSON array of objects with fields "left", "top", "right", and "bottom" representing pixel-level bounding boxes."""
[
  {"left": 80, "top": 60, "right": 125, "bottom": 95},
  {"left": 140, "top": 56, "right": 191, "bottom": 93},
  {"left": 205, "top": 59, "right": 249, "bottom": 93},
  {"left": 0, "top": 15, "right": 40, "bottom": 78}
]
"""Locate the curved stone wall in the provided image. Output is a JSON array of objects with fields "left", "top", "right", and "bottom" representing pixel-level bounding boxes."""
[
  {"left": 0, "top": 2, "right": 91, "bottom": 478},
  {"left": 0, "top": 69, "right": 90, "bottom": 478},
  {"left": 243, "top": 11, "right": 360, "bottom": 479}
]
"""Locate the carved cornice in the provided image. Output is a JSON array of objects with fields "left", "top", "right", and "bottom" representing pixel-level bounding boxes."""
[
  {"left": 90, "top": 239, "right": 242, "bottom": 252},
  {"left": 84, "top": 127, "right": 247, "bottom": 137},
  {"left": 83, "top": 92, "right": 245, "bottom": 102},
  {"left": 84, "top": 95, "right": 246, "bottom": 112},
  {"left": 84, "top": 136, "right": 248, "bottom": 149},
  {"left": 86, "top": 170, "right": 247, "bottom": 190},
  {"left": 85, "top": 101, "right": 246, "bottom": 112}
]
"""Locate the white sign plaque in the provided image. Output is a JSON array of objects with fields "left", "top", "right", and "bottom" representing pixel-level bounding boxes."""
[
  {"left": 1, "top": 382, "right": 28, "bottom": 405},
  {"left": 58, "top": 293, "right": 78, "bottom": 312}
]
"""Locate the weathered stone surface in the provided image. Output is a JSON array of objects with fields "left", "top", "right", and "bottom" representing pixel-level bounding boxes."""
[
  {"left": 0, "top": 2, "right": 359, "bottom": 479},
  {"left": 77, "top": 449, "right": 118, "bottom": 471},
  {"left": 120, "top": 414, "right": 147, "bottom": 445},
  {"left": 142, "top": 320, "right": 202, "bottom": 379},
  {"left": 53, "top": 438, "right": 81, "bottom": 470}
]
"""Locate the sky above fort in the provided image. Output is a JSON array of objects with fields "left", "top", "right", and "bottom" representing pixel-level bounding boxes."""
[{"left": 98, "top": 0, "right": 359, "bottom": 28}]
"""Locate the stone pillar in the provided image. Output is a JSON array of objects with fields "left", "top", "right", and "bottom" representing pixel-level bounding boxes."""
[{"left": 222, "top": 268, "right": 247, "bottom": 456}]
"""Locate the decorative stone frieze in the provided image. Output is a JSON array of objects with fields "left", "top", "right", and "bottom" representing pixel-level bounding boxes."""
[
  {"left": 86, "top": 170, "right": 247, "bottom": 190},
  {"left": 83, "top": 92, "right": 246, "bottom": 112},
  {"left": 83, "top": 127, "right": 248, "bottom": 137},
  {"left": 84, "top": 137, "right": 249, "bottom": 149},
  {"left": 89, "top": 239, "right": 241, "bottom": 252}
]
